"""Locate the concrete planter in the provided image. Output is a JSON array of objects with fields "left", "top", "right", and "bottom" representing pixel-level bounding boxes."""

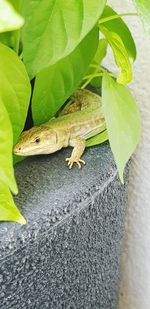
[{"left": 0, "top": 143, "right": 128, "bottom": 309}]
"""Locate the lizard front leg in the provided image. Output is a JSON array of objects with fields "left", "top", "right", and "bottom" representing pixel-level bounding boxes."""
[{"left": 66, "top": 137, "right": 86, "bottom": 169}]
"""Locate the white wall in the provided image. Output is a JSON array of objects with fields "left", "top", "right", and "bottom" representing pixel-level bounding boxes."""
[{"left": 105, "top": 1, "right": 150, "bottom": 308}]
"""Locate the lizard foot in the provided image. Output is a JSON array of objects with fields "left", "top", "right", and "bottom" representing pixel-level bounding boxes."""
[{"left": 66, "top": 157, "right": 85, "bottom": 169}]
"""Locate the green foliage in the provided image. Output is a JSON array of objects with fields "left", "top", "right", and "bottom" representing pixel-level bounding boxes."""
[
  {"left": 86, "top": 130, "right": 108, "bottom": 147},
  {"left": 0, "top": 182, "right": 26, "bottom": 224},
  {"left": 0, "top": 42, "right": 31, "bottom": 222},
  {"left": 99, "top": 5, "right": 136, "bottom": 60},
  {"left": 0, "top": 98, "right": 25, "bottom": 223},
  {"left": 0, "top": 0, "right": 24, "bottom": 32},
  {"left": 0, "top": 31, "right": 16, "bottom": 49},
  {"left": 100, "top": 27, "right": 132, "bottom": 84},
  {"left": 32, "top": 27, "right": 99, "bottom": 124},
  {"left": 89, "top": 39, "right": 108, "bottom": 88},
  {"left": 133, "top": 0, "right": 150, "bottom": 33},
  {"left": 102, "top": 72, "right": 140, "bottom": 183},
  {"left": 0, "top": 43, "right": 31, "bottom": 145},
  {"left": 0, "top": 0, "right": 24, "bottom": 51},
  {"left": 0, "top": 0, "right": 147, "bottom": 223},
  {"left": 22, "top": 0, "right": 106, "bottom": 79},
  {"left": 93, "top": 39, "right": 108, "bottom": 65},
  {"left": 0, "top": 98, "right": 17, "bottom": 194}
]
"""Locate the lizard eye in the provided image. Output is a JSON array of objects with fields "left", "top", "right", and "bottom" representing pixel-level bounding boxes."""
[{"left": 35, "top": 137, "right": 40, "bottom": 143}]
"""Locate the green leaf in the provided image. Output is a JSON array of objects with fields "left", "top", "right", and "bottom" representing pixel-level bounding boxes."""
[
  {"left": 0, "top": 181, "right": 26, "bottom": 224},
  {"left": 0, "top": 98, "right": 17, "bottom": 194},
  {"left": 93, "top": 38, "right": 108, "bottom": 65},
  {"left": 99, "top": 5, "right": 136, "bottom": 60},
  {"left": 102, "top": 72, "right": 141, "bottom": 183},
  {"left": 0, "top": 43, "right": 31, "bottom": 145},
  {"left": 0, "top": 40, "right": 27, "bottom": 223},
  {"left": 0, "top": 0, "right": 24, "bottom": 33},
  {"left": 13, "top": 155, "right": 25, "bottom": 166},
  {"left": 0, "top": 1, "right": 24, "bottom": 52},
  {"left": 0, "top": 31, "right": 15, "bottom": 49},
  {"left": 100, "top": 26, "right": 132, "bottom": 85},
  {"left": 32, "top": 27, "right": 99, "bottom": 125},
  {"left": 90, "top": 38, "right": 107, "bottom": 88},
  {"left": 133, "top": 0, "right": 150, "bottom": 34},
  {"left": 86, "top": 130, "right": 108, "bottom": 147},
  {"left": 22, "top": 0, "right": 106, "bottom": 78}
]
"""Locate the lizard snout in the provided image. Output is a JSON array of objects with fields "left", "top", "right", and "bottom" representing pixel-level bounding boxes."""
[{"left": 14, "top": 145, "right": 22, "bottom": 154}]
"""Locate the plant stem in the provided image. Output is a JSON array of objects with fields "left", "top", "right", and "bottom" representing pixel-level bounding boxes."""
[
  {"left": 81, "top": 67, "right": 100, "bottom": 89},
  {"left": 90, "top": 64, "right": 106, "bottom": 71},
  {"left": 81, "top": 70, "right": 117, "bottom": 89},
  {"left": 99, "top": 12, "right": 138, "bottom": 25},
  {"left": 83, "top": 73, "right": 104, "bottom": 80}
]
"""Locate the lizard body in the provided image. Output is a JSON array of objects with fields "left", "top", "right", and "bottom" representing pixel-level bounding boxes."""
[{"left": 14, "top": 89, "right": 106, "bottom": 168}]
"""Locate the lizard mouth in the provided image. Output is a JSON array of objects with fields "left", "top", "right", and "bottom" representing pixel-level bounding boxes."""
[
  {"left": 13, "top": 145, "right": 52, "bottom": 156},
  {"left": 13, "top": 145, "right": 34, "bottom": 156},
  {"left": 14, "top": 148, "right": 27, "bottom": 156},
  {"left": 14, "top": 149, "right": 37, "bottom": 156}
]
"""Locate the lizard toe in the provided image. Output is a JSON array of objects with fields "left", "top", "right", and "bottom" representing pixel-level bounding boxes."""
[{"left": 65, "top": 157, "right": 85, "bottom": 169}]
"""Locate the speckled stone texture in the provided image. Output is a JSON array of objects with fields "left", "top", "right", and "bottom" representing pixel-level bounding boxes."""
[{"left": 0, "top": 144, "right": 128, "bottom": 309}]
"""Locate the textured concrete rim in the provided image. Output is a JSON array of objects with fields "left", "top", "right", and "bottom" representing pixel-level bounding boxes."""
[{"left": 0, "top": 144, "right": 118, "bottom": 258}]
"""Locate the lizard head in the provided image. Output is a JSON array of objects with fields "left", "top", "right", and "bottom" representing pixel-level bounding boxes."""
[{"left": 14, "top": 125, "right": 59, "bottom": 156}]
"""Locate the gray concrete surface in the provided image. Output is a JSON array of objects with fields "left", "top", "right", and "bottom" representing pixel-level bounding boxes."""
[{"left": 0, "top": 144, "right": 128, "bottom": 309}]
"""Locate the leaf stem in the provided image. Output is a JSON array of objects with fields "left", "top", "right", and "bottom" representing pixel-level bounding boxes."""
[
  {"left": 83, "top": 73, "right": 104, "bottom": 80},
  {"left": 81, "top": 67, "right": 100, "bottom": 89},
  {"left": 90, "top": 64, "right": 105, "bottom": 71},
  {"left": 81, "top": 69, "right": 116, "bottom": 89},
  {"left": 99, "top": 13, "right": 138, "bottom": 25}
]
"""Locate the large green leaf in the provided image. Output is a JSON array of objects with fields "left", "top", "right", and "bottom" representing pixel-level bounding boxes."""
[
  {"left": 99, "top": 5, "right": 136, "bottom": 60},
  {"left": 0, "top": 0, "right": 24, "bottom": 33},
  {"left": 0, "top": 21, "right": 27, "bottom": 222},
  {"left": 22, "top": 0, "right": 106, "bottom": 78},
  {"left": 0, "top": 98, "right": 17, "bottom": 194},
  {"left": 0, "top": 182, "right": 26, "bottom": 224},
  {"left": 32, "top": 27, "right": 99, "bottom": 125},
  {"left": 0, "top": 43, "right": 31, "bottom": 145},
  {"left": 86, "top": 130, "right": 108, "bottom": 147},
  {"left": 133, "top": 0, "right": 150, "bottom": 34},
  {"left": 100, "top": 26, "right": 132, "bottom": 85},
  {"left": 102, "top": 72, "right": 141, "bottom": 183}
]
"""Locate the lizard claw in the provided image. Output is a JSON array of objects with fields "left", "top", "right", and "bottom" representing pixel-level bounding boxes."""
[{"left": 66, "top": 157, "right": 85, "bottom": 169}]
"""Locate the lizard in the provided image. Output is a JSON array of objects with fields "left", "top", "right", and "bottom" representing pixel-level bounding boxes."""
[{"left": 14, "top": 89, "right": 106, "bottom": 169}]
